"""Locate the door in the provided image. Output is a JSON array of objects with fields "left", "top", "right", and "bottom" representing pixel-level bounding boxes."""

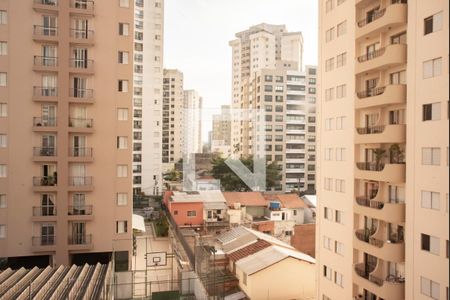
[
  {"left": 73, "top": 77, "right": 86, "bottom": 97},
  {"left": 72, "top": 135, "right": 86, "bottom": 157},
  {"left": 42, "top": 15, "right": 57, "bottom": 36},
  {"left": 72, "top": 48, "right": 88, "bottom": 68},
  {"left": 41, "top": 224, "right": 55, "bottom": 245},
  {"left": 74, "top": 0, "right": 88, "bottom": 9},
  {"left": 73, "top": 19, "right": 89, "bottom": 38},
  {"left": 42, "top": 45, "right": 57, "bottom": 66},
  {"left": 42, "top": 75, "right": 57, "bottom": 96},
  {"left": 42, "top": 104, "right": 56, "bottom": 126},
  {"left": 72, "top": 193, "right": 86, "bottom": 215},
  {"left": 42, "top": 164, "right": 57, "bottom": 185},
  {"left": 389, "top": 109, "right": 405, "bottom": 125},
  {"left": 365, "top": 42, "right": 379, "bottom": 60},
  {"left": 41, "top": 194, "right": 55, "bottom": 216},
  {"left": 71, "top": 106, "right": 87, "bottom": 128},
  {"left": 71, "top": 222, "right": 86, "bottom": 244},
  {"left": 364, "top": 181, "right": 379, "bottom": 198},
  {"left": 42, "top": 134, "right": 56, "bottom": 156},
  {"left": 365, "top": 78, "right": 379, "bottom": 95},
  {"left": 366, "top": 7, "right": 380, "bottom": 23},
  {"left": 70, "top": 164, "right": 86, "bottom": 185}
]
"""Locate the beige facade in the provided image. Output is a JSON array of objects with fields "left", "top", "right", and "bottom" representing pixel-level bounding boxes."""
[
  {"left": 317, "top": 0, "right": 448, "bottom": 299},
  {"left": 0, "top": 0, "right": 133, "bottom": 267},
  {"left": 211, "top": 105, "right": 231, "bottom": 155},
  {"left": 162, "top": 69, "right": 184, "bottom": 170}
]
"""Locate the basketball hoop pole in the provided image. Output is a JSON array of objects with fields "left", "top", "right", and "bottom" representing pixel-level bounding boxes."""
[{"left": 145, "top": 235, "right": 148, "bottom": 298}]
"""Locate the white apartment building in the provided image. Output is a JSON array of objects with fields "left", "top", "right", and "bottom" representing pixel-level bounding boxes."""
[
  {"left": 133, "top": 0, "right": 164, "bottom": 196},
  {"left": 183, "top": 90, "right": 203, "bottom": 155},
  {"left": 211, "top": 105, "right": 232, "bottom": 156}
]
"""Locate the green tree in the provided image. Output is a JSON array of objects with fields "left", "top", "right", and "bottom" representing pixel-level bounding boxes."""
[
  {"left": 210, "top": 156, "right": 281, "bottom": 191},
  {"left": 163, "top": 168, "right": 181, "bottom": 182}
]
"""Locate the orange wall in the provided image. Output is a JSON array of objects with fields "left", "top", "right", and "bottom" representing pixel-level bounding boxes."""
[{"left": 168, "top": 201, "right": 203, "bottom": 226}]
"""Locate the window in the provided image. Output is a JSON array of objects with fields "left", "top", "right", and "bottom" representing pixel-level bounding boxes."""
[
  {"left": 0, "top": 42, "right": 7, "bottom": 55},
  {"left": 324, "top": 178, "right": 333, "bottom": 191},
  {"left": 323, "top": 236, "right": 332, "bottom": 250},
  {"left": 336, "top": 84, "right": 346, "bottom": 98},
  {"left": 0, "top": 103, "right": 6, "bottom": 117},
  {"left": 423, "top": 58, "right": 442, "bottom": 79},
  {"left": 117, "top": 108, "right": 128, "bottom": 121},
  {"left": 325, "top": 0, "right": 334, "bottom": 13},
  {"left": 336, "top": 148, "right": 346, "bottom": 161},
  {"left": 323, "top": 265, "right": 332, "bottom": 280},
  {"left": 325, "top": 118, "right": 333, "bottom": 130},
  {"left": 335, "top": 241, "right": 344, "bottom": 256},
  {"left": 423, "top": 103, "right": 441, "bottom": 121},
  {"left": 424, "top": 12, "right": 443, "bottom": 35},
  {"left": 324, "top": 207, "right": 333, "bottom": 220},
  {"left": 0, "top": 165, "right": 6, "bottom": 177},
  {"left": 422, "top": 191, "right": 440, "bottom": 210},
  {"left": 325, "top": 27, "right": 335, "bottom": 42},
  {"left": 118, "top": 80, "right": 128, "bottom": 92},
  {"left": 0, "top": 134, "right": 6, "bottom": 148},
  {"left": 119, "top": 0, "right": 129, "bottom": 7},
  {"left": 325, "top": 58, "right": 334, "bottom": 72},
  {"left": 117, "top": 136, "right": 128, "bottom": 149},
  {"left": 0, "top": 11, "right": 7, "bottom": 25},
  {"left": 334, "top": 271, "right": 344, "bottom": 287},
  {"left": 335, "top": 179, "right": 345, "bottom": 193},
  {"left": 337, "top": 21, "right": 347, "bottom": 36},
  {"left": 324, "top": 148, "right": 333, "bottom": 160},
  {"left": 325, "top": 87, "right": 334, "bottom": 101},
  {"left": 336, "top": 52, "right": 346, "bottom": 68},
  {"left": 335, "top": 210, "right": 343, "bottom": 224},
  {"left": 336, "top": 116, "right": 345, "bottom": 130},
  {"left": 0, "top": 72, "right": 6, "bottom": 86},
  {"left": 118, "top": 51, "right": 129, "bottom": 64},
  {"left": 0, "top": 224, "right": 5, "bottom": 238},
  {"left": 117, "top": 193, "right": 128, "bottom": 206},
  {"left": 323, "top": 295, "right": 332, "bottom": 300},
  {"left": 421, "top": 276, "right": 440, "bottom": 299},
  {"left": 422, "top": 147, "right": 440, "bottom": 165},
  {"left": 118, "top": 23, "right": 129, "bottom": 36},
  {"left": 0, "top": 194, "right": 6, "bottom": 208},
  {"left": 116, "top": 221, "right": 128, "bottom": 233},
  {"left": 187, "top": 210, "right": 196, "bottom": 217},
  {"left": 390, "top": 70, "right": 406, "bottom": 84},
  {"left": 421, "top": 233, "right": 440, "bottom": 255},
  {"left": 117, "top": 165, "right": 128, "bottom": 177}
]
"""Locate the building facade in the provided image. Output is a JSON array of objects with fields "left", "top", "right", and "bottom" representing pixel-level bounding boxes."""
[
  {"left": 183, "top": 89, "right": 202, "bottom": 155},
  {"left": 317, "top": 0, "right": 449, "bottom": 299},
  {"left": 0, "top": 0, "right": 134, "bottom": 267},
  {"left": 211, "top": 105, "right": 231, "bottom": 155},
  {"left": 132, "top": 0, "right": 164, "bottom": 196}
]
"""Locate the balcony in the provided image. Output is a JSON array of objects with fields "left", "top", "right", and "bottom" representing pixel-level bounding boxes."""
[
  {"left": 355, "top": 124, "right": 406, "bottom": 144},
  {"left": 31, "top": 236, "right": 56, "bottom": 252},
  {"left": 69, "top": 88, "right": 94, "bottom": 103},
  {"left": 356, "top": 43, "right": 407, "bottom": 74},
  {"left": 33, "top": 87, "right": 58, "bottom": 102},
  {"left": 31, "top": 206, "right": 57, "bottom": 222},
  {"left": 68, "top": 147, "right": 93, "bottom": 162},
  {"left": 33, "top": 56, "right": 58, "bottom": 72},
  {"left": 354, "top": 229, "right": 405, "bottom": 262},
  {"left": 33, "top": 25, "right": 58, "bottom": 42},
  {"left": 33, "top": 117, "right": 57, "bottom": 132},
  {"left": 355, "top": 84, "right": 406, "bottom": 109},
  {"left": 354, "top": 263, "right": 405, "bottom": 300},
  {"left": 33, "top": 147, "right": 57, "bottom": 162},
  {"left": 68, "top": 234, "right": 93, "bottom": 251},
  {"left": 355, "top": 196, "right": 405, "bottom": 223},
  {"left": 69, "top": 0, "right": 94, "bottom": 15},
  {"left": 32, "top": 176, "right": 57, "bottom": 192},
  {"left": 68, "top": 176, "right": 93, "bottom": 191},
  {"left": 69, "top": 59, "right": 94, "bottom": 74},
  {"left": 68, "top": 205, "right": 93, "bottom": 221},
  {"left": 355, "top": 162, "right": 405, "bottom": 183},
  {"left": 69, "top": 28, "right": 95, "bottom": 45},
  {"left": 68, "top": 118, "right": 94, "bottom": 133},
  {"left": 33, "top": 0, "right": 58, "bottom": 12},
  {"left": 356, "top": 3, "right": 407, "bottom": 40}
]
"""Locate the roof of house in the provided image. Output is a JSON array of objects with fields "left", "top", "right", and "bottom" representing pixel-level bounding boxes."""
[
  {"left": 222, "top": 192, "right": 267, "bottom": 207},
  {"left": 170, "top": 190, "right": 226, "bottom": 204},
  {"left": 263, "top": 193, "right": 308, "bottom": 209},
  {"left": 301, "top": 195, "right": 317, "bottom": 208},
  {"left": 227, "top": 239, "right": 271, "bottom": 262},
  {"left": 235, "top": 245, "right": 315, "bottom": 275}
]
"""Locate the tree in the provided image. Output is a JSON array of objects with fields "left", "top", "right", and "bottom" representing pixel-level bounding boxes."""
[
  {"left": 389, "top": 143, "right": 404, "bottom": 164},
  {"left": 163, "top": 168, "right": 181, "bottom": 182},
  {"left": 372, "top": 148, "right": 387, "bottom": 170},
  {"left": 210, "top": 156, "right": 281, "bottom": 191}
]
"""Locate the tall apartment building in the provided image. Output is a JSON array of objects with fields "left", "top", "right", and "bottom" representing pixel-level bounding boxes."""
[
  {"left": 238, "top": 65, "right": 317, "bottom": 192},
  {"left": 132, "top": 0, "right": 164, "bottom": 196},
  {"left": 317, "top": 1, "right": 449, "bottom": 299},
  {"left": 229, "top": 24, "right": 304, "bottom": 152},
  {"left": 0, "top": 0, "right": 134, "bottom": 267},
  {"left": 162, "top": 69, "right": 184, "bottom": 170},
  {"left": 211, "top": 105, "right": 231, "bottom": 155},
  {"left": 183, "top": 89, "right": 202, "bottom": 155}
]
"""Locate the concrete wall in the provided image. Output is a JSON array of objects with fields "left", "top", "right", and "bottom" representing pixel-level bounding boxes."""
[
  {"left": 167, "top": 202, "right": 203, "bottom": 226},
  {"left": 292, "top": 223, "right": 316, "bottom": 258}
]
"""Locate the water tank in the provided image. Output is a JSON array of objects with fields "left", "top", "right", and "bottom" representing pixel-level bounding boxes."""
[{"left": 269, "top": 201, "right": 281, "bottom": 209}]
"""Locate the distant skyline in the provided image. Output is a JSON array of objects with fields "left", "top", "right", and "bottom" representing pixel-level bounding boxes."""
[{"left": 164, "top": 0, "right": 318, "bottom": 141}]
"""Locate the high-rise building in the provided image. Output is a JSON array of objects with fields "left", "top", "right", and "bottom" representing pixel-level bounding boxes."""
[
  {"left": 0, "top": 0, "right": 134, "bottom": 267},
  {"left": 183, "top": 89, "right": 203, "bottom": 155},
  {"left": 132, "top": 0, "right": 164, "bottom": 196},
  {"left": 211, "top": 105, "right": 232, "bottom": 155},
  {"left": 317, "top": 1, "right": 448, "bottom": 299},
  {"left": 229, "top": 23, "right": 304, "bottom": 151},
  {"left": 162, "top": 69, "right": 184, "bottom": 170}
]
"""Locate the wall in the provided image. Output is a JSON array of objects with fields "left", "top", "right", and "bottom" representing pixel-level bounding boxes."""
[
  {"left": 292, "top": 223, "right": 316, "bottom": 258},
  {"left": 167, "top": 202, "right": 203, "bottom": 226}
]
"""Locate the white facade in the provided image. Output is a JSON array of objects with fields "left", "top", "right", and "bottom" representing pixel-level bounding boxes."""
[{"left": 183, "top": 90, "right": 203, "bottom": 155}]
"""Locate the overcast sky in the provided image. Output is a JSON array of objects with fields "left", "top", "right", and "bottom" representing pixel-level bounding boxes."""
[{"left": 164, "top": 0, "right": 318, "bottom": 141}]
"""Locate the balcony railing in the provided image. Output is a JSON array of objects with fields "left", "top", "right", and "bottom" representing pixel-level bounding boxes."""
[
  {"left": 33, "top": 176, "right": 57, "bottom": 186},
  {"left": 357, "top": 86, "right": 386, "bottom": 99},
  {"left": 69, "top": 176, "right": 92, "bottom": 186},
  {"left": 68, "top": 234, "right": 92, "bottom": 245},
  {"left": 33, "top": 25, "right": 58, "bottom": 37},
  {"left": 33, "top": 206, "right": 56, "bottom": 216},
  {"left": 34, "top": 0, "right": 58, "bottom": 6},
  {"left": 356, "top": 126, "right": 385, "bottom": 135},
  {"left": 68, "top": 205, "right": 93, "bottom": 216},
  {"left": 69, "top": 88, "right": 94, "bottom": 99},
  {"left": 356, "top": 162, "right": 385, "bottom": 172},
  {"left": 69, "top": 59, "right": 94, "bottom": 69},
  {"left": 34, "top": 56, "right": 58, "bottom": 68},
  {"left": 33, "top": 147, "right": 57, "bottom": 157},
  {"left": 356, "top": 196, "right": 384, "bottom": 209},
  {"left": 32, "top": 236, "right": 56, "bottom": 246},
  {"left": 33, "top": 117, "right": 57, "bottom": 127},
  {"left": 69, "top": 118, "right": 93, "bottom": 128},
  {"left": 69, "top": 147, "right": 92, "bottom": 157},
  {"left": 355, "top": 229, "right": 384, "bottom": 248},
  {"left": 33, "top": 86, "right": 58, "bottom": 97},
  {"left": 70, "top": 28, "right": 94, "bottom": 40},
  {"left": 357, "top": 47, "right": 386, "bottom": 63},
  {"left": 357, "top": 8, "right": 386, "bottom": 27},
  {"left": 70, "top": 0, "right": 94, "bottom": 10}
]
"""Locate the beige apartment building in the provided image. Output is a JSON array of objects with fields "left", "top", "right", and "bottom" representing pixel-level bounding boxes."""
[
  {"left": 0, "top": 0, "right": 133, "bottom": 268},
  {"left": 317, "top": 0, "right": 448, "bottom": 299},
  {"left": 162, "top": 69, "right": 184, "bottom": 170},
  {"left": 211, "top": 105, "right": 231, "bottom": 155}
]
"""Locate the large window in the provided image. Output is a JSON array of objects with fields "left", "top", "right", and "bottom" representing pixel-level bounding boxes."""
[
  {"left": 423, "top": 57, "right": 442, "bottom": 79},
  {"left": 116, "top": 221, "right": 128, "bottom": 233},
  {"left": 421, "top": 191, "right": 440, "bottom": 210},
  {"left": 421, "top": 276, "right": 440, "bottom": 299},
  {"left": 424, "top": 12, "right": 443, "bottom": 35},
  {"left": 422, "top": 147, "right": 440, "bottom": 165},
  {"left": 421, "top": 233, "right": 440, "bottom": 255},
  {"left": 423, "top": 103, "right": 441, "bottom": 121},
  {"left": 325, "top": 58, "right": 334, "bottom": 72}
]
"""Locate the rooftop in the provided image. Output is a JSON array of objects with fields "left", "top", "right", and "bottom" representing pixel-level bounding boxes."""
[
  {"left": 263, "top": 193, "right": 308, "bottom": 209},
  {"left": 223, "top": 192, "right": 267, "bottom": 207}
]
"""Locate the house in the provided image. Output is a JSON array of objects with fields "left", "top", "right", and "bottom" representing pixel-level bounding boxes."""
[
  {"left": 163, "top": 191, "right": 204, "bottom": 227},
  {"left": 223, "top": 192, "right": 267, "bottom": 225}
]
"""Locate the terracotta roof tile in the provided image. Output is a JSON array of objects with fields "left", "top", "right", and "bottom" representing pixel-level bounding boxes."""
[
  {"left": 223, "top": 192, "right": 267, "bottom": 207},
  {"left": 227, "top": 239, "right": 272, "bottom": 262},
  {"left": 263, "top": 193, "right": 308, "bottom": 209}
]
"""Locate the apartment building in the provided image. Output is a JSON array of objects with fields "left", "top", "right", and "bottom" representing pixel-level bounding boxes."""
[
  {"left": 238, "top": 65, "right": 317, "bottom": 192},
  {"left": 162, "top": 69, "right": 184, "bottom": 170},
  {"left": 229, "top": 23, "right": 303, "bottom": 153},
  {"left": 132, "top": 0, "right": 164, "bottom": 196},
  {"left": 211, "top": 105, "right": 231, "bottom": 155},
  {"left": 317, "top": 0, "right": 449, "bottom": 299},
  {"left": 183, "top": 89, "right": 202, "bottom": 155},
  {"left": 0, "top": 0, "right": 134, "bottom": 267}
]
